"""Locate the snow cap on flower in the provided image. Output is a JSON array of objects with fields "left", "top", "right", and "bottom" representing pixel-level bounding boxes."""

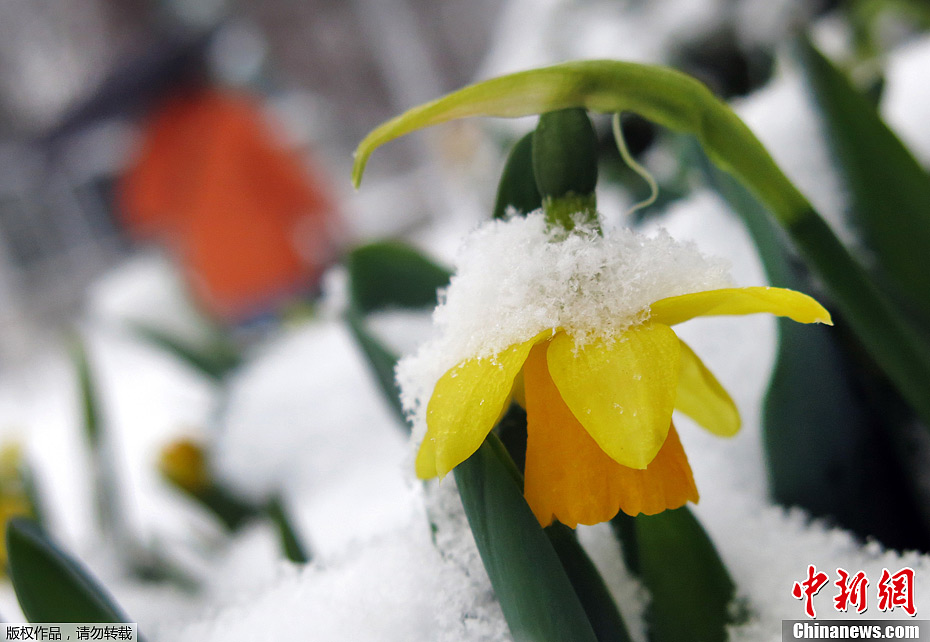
[
  {"left": 397, "top": 212, "right": 732, "bottom": 438},
  {"left": 399, "top": 211, "right": 830, "bottom": 527}
]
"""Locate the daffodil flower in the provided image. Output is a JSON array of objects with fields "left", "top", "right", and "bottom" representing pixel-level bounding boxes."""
[{"left": 415, "top": 286, "right": 831, "bottom": 528}]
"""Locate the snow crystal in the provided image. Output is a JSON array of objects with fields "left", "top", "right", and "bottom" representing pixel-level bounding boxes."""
[{"left": 397, "top": 212, "right": 731, "bottom": 437}]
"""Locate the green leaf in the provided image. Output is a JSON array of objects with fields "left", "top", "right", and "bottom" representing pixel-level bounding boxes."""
[
  {"left": 608, "top": 513, "right": 639, "bottom": 576},
  {"left": 350, "top": 58, "right": 930, "bottom": 436},
  {"left": 345, "top": 312, "right": 405, "bottom": 424},
  {"left": 70, "top": 337, "right": 124, "bottom": 537},
  {"left": 616, "top": 507, "right": 735, "bottom": 642},
  {"left": 344, "top": 242, "right": 452, "bottom": 426},
  {"left": 132, "top": 324, "right": 242, "bottom": 381},
  {"left": 454, "top": 435, "right": 598, "bottom": 642},
  {"left": 7, "top": 518, "right": 131, "bottom": 624},
  {"left": 71, "top": 338, "right": 101, "bottom": 448},
  {"left": 492, "top": 404, "right": 631, "bottom": 641},
  {"left": 796, "top": 36, "right": 930, "bottom": 324},
  {"left": 701, "top": 148, "right": 930, "bottom": 551},
  {"left": 346, "top": 241, "right": 452, "bottom": 315},
  {"left": 265, "top": 496, "right": 311, "bottom": 563},
  {"left": 546, "top": 523, "right": 632, "bottom": 642},
  {"left": 353, "top": 60, "right": 809, "bottom": 222},
  {"left": 493, "top": 132, "right": 541, "bottom": 219},
  {"left": 191, "top": 484, "right": 262, "bottom": 532}
]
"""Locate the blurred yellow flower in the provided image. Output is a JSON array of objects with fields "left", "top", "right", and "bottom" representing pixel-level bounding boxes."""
[
  {"left": 159, "top": 439, "right": 209, "bottom": 495},
  {"left": 0, "top": 443, "right": 33, "bottom": 569},
  {"left": 416, "top": 287, "right": 831, "bottom": 528}
]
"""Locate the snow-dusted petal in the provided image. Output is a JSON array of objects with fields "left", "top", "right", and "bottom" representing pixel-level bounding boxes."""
[
  {"left": 649, "top": 286, "right": 832, "bottom": 326},
  {"left": 546, "top": 324, "right": 680, "bottom": 470},
  {"left": 416, "top": 333, "right": 544, "bottom": 479},
  {"left": 676, "top": 340, "right": 740, "bottom": 437}
]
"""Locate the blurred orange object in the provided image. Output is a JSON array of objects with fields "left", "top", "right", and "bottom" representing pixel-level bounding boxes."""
[{"left": 119, "top": 89, "right": 340, "bottom": 321}]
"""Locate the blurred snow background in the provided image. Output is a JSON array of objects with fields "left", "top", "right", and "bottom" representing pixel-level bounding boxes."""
[{"left": 0, "top": 0, "right": 928, "bottom": 640}]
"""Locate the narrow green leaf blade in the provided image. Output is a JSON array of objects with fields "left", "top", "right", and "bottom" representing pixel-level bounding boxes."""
[
  {"left": 634, "top": 507, "right": 735, "bottom": 642},
  {"left": 796, "top": 36, "right": 930, "bottom": 322},
  {"left": 493, "top": 405, "right": 631, "bottom": 641},
  {"left": 454, "top": 435, "right": 598, "bottom": 642},
  {"left": 345, "top": 242, "right": 451, "bottom": 425},
  {"left": 191, "top": 484, "right": 262, "bottom": 532},
  {"left": 353, "top": 60, "right": 810, "bottom": 225},
  {"left": 345, "top": 312, "right": 405, "bottom": 424},
  {"left": 265, "top": 496, "right": 311, "bottom": 563},
  {"left": 132, "top": 324, "right": 242, "bottom": 381},
  {"left": 346, "top": 242, "right": 451, "bottom": 315},
  {"left": 71, "top": 339, "right": 101, "bottom": 448},
  {"left": 71, "top": 337, "right": 124, "bottom": 537},
  {"left": 546, "top": 523, "right": 632, "bottom": 642},
  {"left": 7, "top": 518, "right": 129, "bottom": 623},
  {"left": 493, "top": 132, "right": 541, "bottom": 219}
]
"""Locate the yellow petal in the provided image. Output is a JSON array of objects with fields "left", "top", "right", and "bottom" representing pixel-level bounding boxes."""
[
  {"left": 417, "top": 333, "right": 547, "bottom": 478},
  {"left": 546, "top": 324, "right": 680, "bottom": 469},
  {"left": 523, "top": 342, "right": 698, "bottom": 526},
  {"left": 649, "top": 286, "right": 832, "bottom": 326},
  {"left": 524, "top": 341, "right": 623, "bottom": 528},
  {"left": 676, "top": 340, "right": 740, "bottom": 437},
  {"left": 414, "top": 432, "right": 438, "bottom": 479},
  {"left": 612, "top": 423, "right": 699, "bottom": 518}
]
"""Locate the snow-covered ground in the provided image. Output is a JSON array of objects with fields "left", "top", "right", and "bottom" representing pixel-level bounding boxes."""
[{"left": 1, "top": 7, "right": 930, "bottom": 641}]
